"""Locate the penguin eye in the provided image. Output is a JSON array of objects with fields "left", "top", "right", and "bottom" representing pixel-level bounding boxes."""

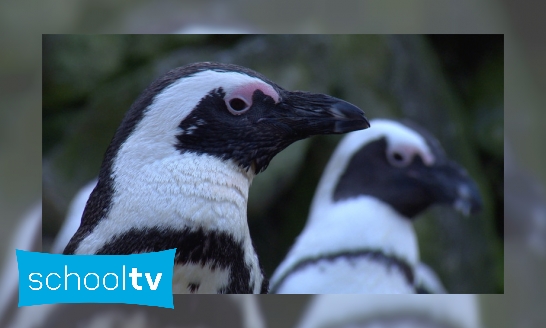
[
  {"left": 387, "top": 150, "right": 412, "bottom": 167},
  {"left": 227, "top": 97, "right": 250, "bottom": 115}
]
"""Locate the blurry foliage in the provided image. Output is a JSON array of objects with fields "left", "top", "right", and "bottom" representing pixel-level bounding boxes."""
[{"left": 42, "top": 34, "right": 503, "bottom": 293}]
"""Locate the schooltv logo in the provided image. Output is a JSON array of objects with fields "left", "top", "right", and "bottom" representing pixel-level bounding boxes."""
[{"left": 16, "top": 249, "right": 175, "bottom": 309}]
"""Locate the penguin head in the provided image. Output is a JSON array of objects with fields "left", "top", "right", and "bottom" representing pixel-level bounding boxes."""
[
  {"left": 320, "top": 118, "right": 482, "bottom": 219},
  {"left": 105, "top": 62, "right": 370, "bottom": 176},
  {"left": 65, "top": 62, "right": 369, "bottom": 254}
]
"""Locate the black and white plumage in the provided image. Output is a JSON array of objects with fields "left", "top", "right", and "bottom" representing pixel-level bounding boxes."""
[
  {"left": 271, "top": 119, "right": 482, "bottom": 293},
  {"left": 62, "top": 62, "right": 369, "bottom": 294}
]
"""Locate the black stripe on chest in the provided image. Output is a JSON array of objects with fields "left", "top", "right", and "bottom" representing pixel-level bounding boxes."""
[
  {"left": 271, "top": 249, "right": 415, "bottom": 293},
  {"left": 95, "top": 227, "right": 258, "bottom": 293}
]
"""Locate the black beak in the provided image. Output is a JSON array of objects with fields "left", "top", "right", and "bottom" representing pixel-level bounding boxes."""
[
  {"left": 217, "top": 88, "right": 370, "bottom": 174},
  {"left": 260, "top": 91, "right": 370, "bottom": 137},
  {"left": 418, "top": 161, "right": 483, "bottom": 216},
  {"left": 328, "top": 99, "right": 372, "bottom": 133}
]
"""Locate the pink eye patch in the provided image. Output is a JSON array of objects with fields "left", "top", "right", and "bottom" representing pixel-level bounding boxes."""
[{"left": 225, "top": 81, "right": 280, "bottom": 108}]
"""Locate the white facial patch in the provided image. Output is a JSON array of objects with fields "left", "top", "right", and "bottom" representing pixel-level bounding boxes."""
[
  {"left": 121, "top": 69, "right": 279, "bottom": 162},
  {"left": 366, "top": 119, "right": 435, "bottom": 166}
]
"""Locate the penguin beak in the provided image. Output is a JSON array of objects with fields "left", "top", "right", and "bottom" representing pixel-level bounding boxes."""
[
  {"left": 262, "top": 91, "right": 370, "bottom": 136},
  {"left": 326, "top": 99, "right": 372, "bottom": 133},
  {"left": 416, "top": 161, "right": 483, "bottom": 216}
]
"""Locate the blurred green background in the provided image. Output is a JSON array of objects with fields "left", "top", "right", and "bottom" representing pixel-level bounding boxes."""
[{"left": 41, "top": 34, "right": 503, "bottom": 294}]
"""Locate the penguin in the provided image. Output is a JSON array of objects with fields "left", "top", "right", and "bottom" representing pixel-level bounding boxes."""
[
  {"left": 62, "top": 62, "right": 370, "bottom": 294},
  {"left": 270, "top": 118, "right": 482, "bottom": 294},
  {"left": 295, "top": 294, "right": 482, "bottom": 328}
]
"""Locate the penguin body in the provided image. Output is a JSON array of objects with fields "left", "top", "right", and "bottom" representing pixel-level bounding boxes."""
[
  {"left": 271, "top": 119, "right": 481, "bottom": 293},
  {"left": 63, "top": 62, "right": 369, "bottom": 294}
]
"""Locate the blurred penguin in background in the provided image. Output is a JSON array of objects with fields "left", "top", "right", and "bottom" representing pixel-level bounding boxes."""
[{"left": 271, "top": 119, "right": 482, "bottom": 294}]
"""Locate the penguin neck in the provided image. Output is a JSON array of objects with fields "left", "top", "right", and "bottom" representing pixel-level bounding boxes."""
[
  {"left": 117, "top": 151, "right": 254, "bottom": 229},
  {"left": 76, "top": 152, "right": 255, "bottom": 254},
  {"left": 303, "top": 195, "right": 420, "bottom": 265}
]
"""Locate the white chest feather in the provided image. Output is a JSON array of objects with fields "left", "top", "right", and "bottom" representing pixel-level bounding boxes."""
[
  {"left": 75, "top": 153, "right": 254, "bottom": 254},
  {"left": 275, "top": 257, "right": 414, "bottom": 294},
  {"left": 272, "top": 196, "right": 419, "bottom": 293}
]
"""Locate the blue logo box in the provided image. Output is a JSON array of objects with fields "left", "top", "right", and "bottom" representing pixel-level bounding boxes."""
[{"left": 16, "top": 249, "right": 176, "bottom": 309}]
